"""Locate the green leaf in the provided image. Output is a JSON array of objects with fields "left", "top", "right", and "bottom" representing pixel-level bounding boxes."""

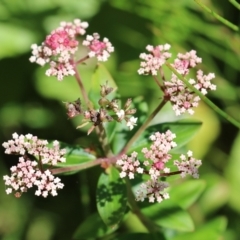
[
  {"left": 129, "top": 120, "right": 202, "bottom": 154},
  {"left": 171, "top": 216, "right": 227, "bottom": 240},
  {"left": 0, "top": 23, "right": 36, "bottom": 58},
  {"left": 142, "top": 200, "right": 194, "bottom": 232},
  {"left": 96, "top": 166, "right": 127, "bottom": 228},
  {"left": 53, "top": 143, "right": 96, "bottom": 175},
  {"left": 170, "top": 180, "right": 206, "bottom": 209},
  {"left": 198, "top": 174, "right": 229, "bottom": 215},
  {"left": 89, "top": 63, "right": 117, "bottom": 108},
  {"left": 73, "top": 212, "right": 117, "bottom": 240},
  {"left": 104, "top": 121, "right": 118, "bottom": 144}
]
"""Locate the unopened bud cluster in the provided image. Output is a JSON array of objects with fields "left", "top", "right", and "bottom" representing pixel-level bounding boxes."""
[
  {"left": 65, "top": 82, "right": 137, "bottom": 134},
  {"left": 117, "top": 130, "right": 202, "bottom": 203}
]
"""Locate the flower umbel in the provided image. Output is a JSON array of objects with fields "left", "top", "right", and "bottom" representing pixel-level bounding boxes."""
[
  {"left": 2, "top": 133, "right": 66, "bottom": 197},
  {"left": 117, "top": 130, "right": 202, "bottom": 203},
  {"left": 3, "top": 133, "right": 66, "bottom": 165},
  {"left": 82, "top": 33, "right": 114, "bottom": 61},
  {"left": 29, "top": 19, "right": 89, "bottom": 80},
  {"left": 3, "top": 157, "right": 64, "bottom": 198},
  {"left": 164, "top": 69, "right": 216, "bottom": 116},
  {"left": 138, "top": 44, "right": 171, "bottom": 75}
]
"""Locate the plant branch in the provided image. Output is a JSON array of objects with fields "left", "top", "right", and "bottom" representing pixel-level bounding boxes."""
[
  {"left": 152, "top": 75, "right": 162, "bottom": 88},
  {"left": 51, "top": 155, "right": 121, "bottom": 175},
  {"left": 76, "top": 55, "right": 90, "bottom": 65},
  {"left": 166, "top": 63, "right": 240, "bottom": 129},
  {"left": 73, "top": 64, "right": 89, "bottom": 105},
  {"left": 120, "top": 99, "right": 167, "bottom": 154},
  {"left": 95, "top": 124, "right": 113, "bottom": 157}
]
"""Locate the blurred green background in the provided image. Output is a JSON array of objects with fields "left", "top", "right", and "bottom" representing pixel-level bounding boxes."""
[{"left": 0, "top": 0, "right": 240, "bottom": 239}]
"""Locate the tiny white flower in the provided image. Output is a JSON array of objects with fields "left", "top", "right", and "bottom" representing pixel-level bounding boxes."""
[{"left": 126, "top": 117, "right": 138, "bottom": 130}]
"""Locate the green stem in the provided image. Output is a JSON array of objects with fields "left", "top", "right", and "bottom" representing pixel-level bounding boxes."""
[
  {"left": 229, "top": 0, "right": 240, "bottom": 10},
  {"left": 51, "top": 155, "right": 120, "bottom": 175},
  {"left": 194, "top": 0, "right": 239, "bottom": 31},
  {"left": 51, "top": 158, "right": 104, "bottom": 175},
  {"left": 126, "top": 179, "right": 160, "bottom": 232},
  {"left": 73, "top": 64, "right": 89, "bottom": 105},
  {"left": 95, "top": 124, "right": 113, "bottom": 157},
  {"left": 152, "top": 75, "right": 162, "bottom": 88},
  {"left": 166, "top": 63, "right": 240, "bottom": 129},
  {"left": 76, "top": 55, "right": 90, "bottom": 65},
  {"left": 120, "top": 99, "right": 167, "bottom": 154}
]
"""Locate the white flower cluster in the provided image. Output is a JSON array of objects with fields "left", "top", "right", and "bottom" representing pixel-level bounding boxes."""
[
  {"left": 117, "top": 130, "right": 202, "bottom": 203},
  {"left": 138, "top": 44, "right": 172, "bottom": 75},
  {"left": 3, "top": 133, "right": 66, "bottom": 165},
  {"left": 2, "top": 133, "right": 66, "bottom": 198},
  {"left": 3, "top": 157, "right": 64, "bottom": 198},
  {"left": 82, "top": 33, "right": 114, "bottom": 62},
  {"left": 30, "top": 19, "right": 88, "bottom": 80}
]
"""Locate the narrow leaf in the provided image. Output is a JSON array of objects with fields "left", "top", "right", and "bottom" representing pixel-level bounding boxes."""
[
  {"left": 194, "top": 0, "right": 238, "bottom": 31},
  {"left": 142, "top": 200, "right": 194, "bottom": 232}
]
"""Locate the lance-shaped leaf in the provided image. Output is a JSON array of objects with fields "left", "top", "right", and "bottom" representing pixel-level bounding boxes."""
[
  {"left": 96, "top": 166, "right": 127, "bottom": 228},
  {"left": 73, "top": 212, "right": 117, "bottom": 239}
]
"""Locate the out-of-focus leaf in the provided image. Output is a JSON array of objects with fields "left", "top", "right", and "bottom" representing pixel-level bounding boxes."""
[
  {"left": 73, "top": 212, "right": 117, "bottom": 240},
  {"left": 115, "top": 232, "right": 166, "bottom": 240},
  {"left": 96, "top": 166, "right": 127, "bottom": 228},
  {"left": 169, "top": 180, "right": 206, "bottom": 209},
  {"left": 171, "top": 216, "right": 227, "bottom": 240},
  {"left": 198, "top": 174, "right": 229, "bottom": 215},
  {"left": 142, "top": 200, "right": 194, "bottom": 232},
  {"left": 89, "top": 63, "right": 117, "bottom": 108},
  {"left": 224, "top": 130, "right": 240, "bottom": 212},
  {"left": 0, "top": 23, "right": 36, "bottom": 58},
  {"left": 129, "top": 120, "right": 202, "bottom": 154}
]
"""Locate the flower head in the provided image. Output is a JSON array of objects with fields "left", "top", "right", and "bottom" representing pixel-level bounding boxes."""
[
  {"left": 2, "top": 133, "right": 66, "bottom": 165},
  {"left": 3, "top": 157, "right": 64, "bottom": 198},
  {"left": 164, "top": 69, "right": 216, "bottom": 116},
  {"left": 174, "top": 151, "right": 202, "bottom": 178},
  {"left": 135, "top": 180, "right": 169, "bottom": 203},
  {"left": 29, "top": 19, "right": 88, "bottom": 80},
  {"left": 116, "top": 152, "right": 144, "bottom": 179},
  {"left": 138, "top": 44, "right": 171, "bottom": 75},
  {"left": 82, "top": 33, "right": 114, "bottom": 61},
  {"left": 172, "top": 50, "right": 202, "bottom": 76},
  {"left": 117, "top": 130, "right": 202, "bottom": 203},
  {"left": 3, "top": 133, "right": 66, "bottom": 198}
]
